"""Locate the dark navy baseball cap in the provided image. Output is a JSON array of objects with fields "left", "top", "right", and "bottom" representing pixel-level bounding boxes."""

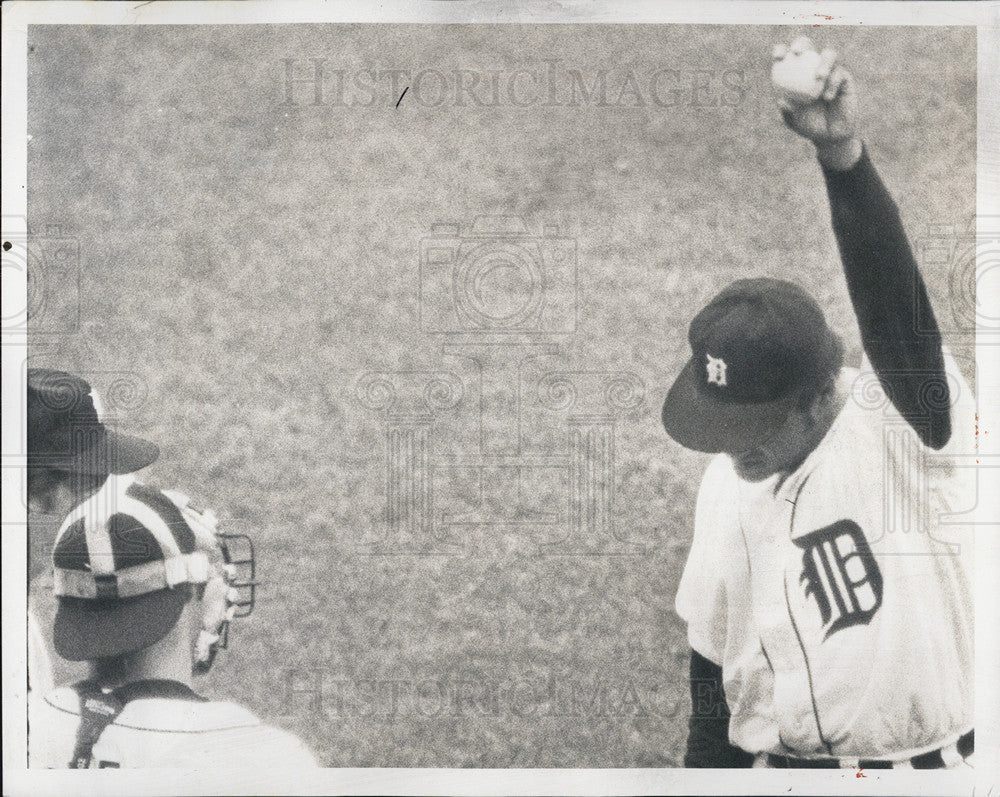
[
  {"left": 27, "top": 368, "right": 159, "bottom": 475},
  {"left": 661, "top": 278, "right": 842, "bottom": 454},
  {"left": 52, "top": 479, "right": 210, "bottom": 661}
]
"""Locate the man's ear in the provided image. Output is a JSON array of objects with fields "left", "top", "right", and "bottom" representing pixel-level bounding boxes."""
[{"left": 27, "top": 478, "right": 65, "bottom": 516}]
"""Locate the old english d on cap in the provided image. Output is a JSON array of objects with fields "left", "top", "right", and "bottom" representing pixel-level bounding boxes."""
[{"left": 661, "top": 278, "right": 842, "bottom": 454}]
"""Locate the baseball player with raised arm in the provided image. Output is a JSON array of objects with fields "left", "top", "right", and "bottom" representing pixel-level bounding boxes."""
[
  {"left": 26, "top": 369, "right": 317, "bottom": 770},
  {"left": 662, "top": 38, "right": 975, "bottom": 769}
]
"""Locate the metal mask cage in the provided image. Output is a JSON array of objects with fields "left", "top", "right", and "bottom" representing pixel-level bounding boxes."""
[{"left": 216, "top": 531, "right": 258, "bottom": 618}]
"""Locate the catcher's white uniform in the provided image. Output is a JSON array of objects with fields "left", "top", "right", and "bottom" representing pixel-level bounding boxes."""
[
  {"left": 676, "top": 352, "right": 975, "bottom": 761},
  {"left": 29, "top": 683, "right": 318, "bottom": 769},
  {"left": 28, "top": 608, "right": 54, "bottom": 695}
]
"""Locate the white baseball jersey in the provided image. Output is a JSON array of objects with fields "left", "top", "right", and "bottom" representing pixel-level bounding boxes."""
[
  {"left": 676, "top": 351, "right": 975, "bottom": 760},
  {"left": 28, "top": 607, "right": 54, "bottom": 695},
  {"left": 29, "top": 684, "right": 318, "bottom": 769}
]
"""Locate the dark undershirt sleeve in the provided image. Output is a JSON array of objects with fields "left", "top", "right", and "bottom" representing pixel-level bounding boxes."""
[
  {"left": 821, "top": 146, "right": 951, "bottom": 449},
  {"left": 684, "top": 649, "right": 755, "bottom": 768}
]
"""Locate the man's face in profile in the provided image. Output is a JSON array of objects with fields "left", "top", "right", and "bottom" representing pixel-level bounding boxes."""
[{"left": 726, "top": 405, "right": 821, "bottom": 482}]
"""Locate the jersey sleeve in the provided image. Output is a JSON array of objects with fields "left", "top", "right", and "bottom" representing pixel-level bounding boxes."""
[
  {"left": 931, "top": 348, "right": 976, "bottom": 457},
  {"left": 256, "top": 727, "right": 320, "bottom": 769},
  {"left": 675, "top": 456, "right": 738, "bottom": 665},
  {"left": 684, "top": 650, "right": 755, "bottom": 767}
]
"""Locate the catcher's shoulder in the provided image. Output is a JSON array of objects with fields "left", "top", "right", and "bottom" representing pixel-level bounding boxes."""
[{"left": 191, "top": 711, "right": 321, "bottom": 768}]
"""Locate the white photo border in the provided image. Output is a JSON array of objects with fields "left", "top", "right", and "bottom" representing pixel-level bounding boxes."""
[{"left": 2, "top": 2, "right": 997, "bottom": 795}]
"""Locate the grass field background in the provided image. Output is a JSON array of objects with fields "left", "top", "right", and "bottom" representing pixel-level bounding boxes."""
[{"left": 25, "top": 24, "right": 975, "bottom": 767}]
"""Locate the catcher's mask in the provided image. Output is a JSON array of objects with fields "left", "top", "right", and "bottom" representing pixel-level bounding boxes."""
[
  {"left": 159, "top": 491, "right": 259, "bottom": 674},
  {"left": 193, "top": 531, "right": 258, "bottom": 674}
]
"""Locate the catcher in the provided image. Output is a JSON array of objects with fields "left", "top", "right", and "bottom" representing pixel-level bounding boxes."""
[
  {"left": 26, "top": 367, "right": 162, "bottom": 696},
  {"left": 26, "top": 369, "right": 316, "bottom": 769}
]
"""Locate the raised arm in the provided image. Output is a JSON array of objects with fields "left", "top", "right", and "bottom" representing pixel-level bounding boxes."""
[{"left": 773, "top": 38, "right": 951, "bottom": 449}]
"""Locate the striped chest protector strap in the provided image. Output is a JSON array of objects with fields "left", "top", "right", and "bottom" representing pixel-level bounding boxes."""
[{"left": 69, "top": 682, "right": 126, "bottom": 769}]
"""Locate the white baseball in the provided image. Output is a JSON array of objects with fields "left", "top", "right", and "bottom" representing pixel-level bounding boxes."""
[{"left": 771, "top": 48, "right": 825, "bottom": 105}]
